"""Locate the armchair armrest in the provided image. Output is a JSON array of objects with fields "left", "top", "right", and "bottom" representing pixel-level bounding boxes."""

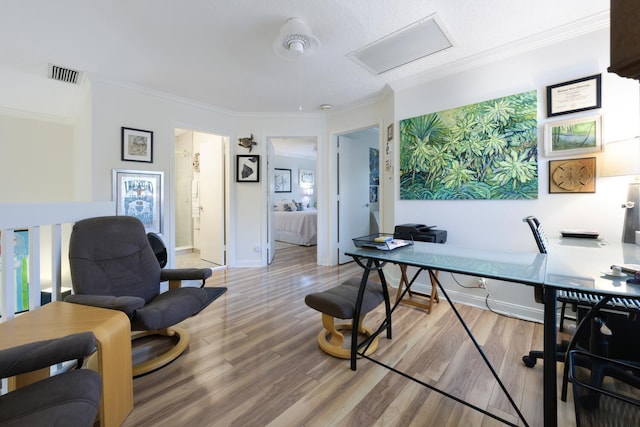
[
  {"left": 160, "top": 268, "right": 212, "bottom": 288},
  {"left": 65, "top": 294, "right": 145, "bottom": 318},
  {"left": 0, "top": 332, "right": 96, "bottom": 379}
]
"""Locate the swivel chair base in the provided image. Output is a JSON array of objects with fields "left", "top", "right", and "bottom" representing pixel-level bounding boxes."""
[
  {"left": 317, "top": 313, "right": 378, "bottom": 359},
  {"left": 131, "top": 327, "right": 190, "bottom": 377}
]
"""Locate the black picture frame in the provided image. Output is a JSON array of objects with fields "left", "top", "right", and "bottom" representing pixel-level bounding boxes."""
[
  {"left": 274, "top": 168, "right": 291, "bottom": 192},
  {"left": 546, "top": 74, "right": 602, "bottom": 117},
  {"left": 236, "top": 155, "right": 260, "bottom": 182},
  {"left": 121, "top": 127, "right": 153, "bottom": 163}
]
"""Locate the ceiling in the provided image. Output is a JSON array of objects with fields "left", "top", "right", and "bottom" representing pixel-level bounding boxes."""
[{"left": 0, "top": 1, "right": 609, "bottom": 119}]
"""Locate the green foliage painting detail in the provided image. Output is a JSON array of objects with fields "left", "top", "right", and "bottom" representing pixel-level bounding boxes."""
[{"left": 399, "top": 90, "right": 538, "bottom": 200}]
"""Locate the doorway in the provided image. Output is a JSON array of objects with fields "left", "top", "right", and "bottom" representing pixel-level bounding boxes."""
[
  {"left": 174, "top": 128, "right": 227, "bottom": 268},
  {"left": 267, "top": 136, "right": 318, "bottom": 264},
  {"left": 337, "top": 126, "right": 380, "bottom": 264}
]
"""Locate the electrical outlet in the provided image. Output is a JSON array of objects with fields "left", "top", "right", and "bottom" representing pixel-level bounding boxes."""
[{"left": 477, "top": 278, "right": 487, "bottom": 288}]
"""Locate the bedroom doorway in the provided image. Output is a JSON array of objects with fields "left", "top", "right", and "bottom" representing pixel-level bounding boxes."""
[
  {"left": 337, "top": 126, "right": 380, "bottom": 264},
  {"left": 267, "top": 136, "right": 318, "bottom": 264},
  {"left": 174, "top": 128, "right": 227, "bottom": 268}
]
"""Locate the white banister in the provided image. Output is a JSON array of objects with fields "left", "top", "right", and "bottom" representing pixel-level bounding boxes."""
[{"left": 0, "top": 202, "right": 115, "bottom": 320}]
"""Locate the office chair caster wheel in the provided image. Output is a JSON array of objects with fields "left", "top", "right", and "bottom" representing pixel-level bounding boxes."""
[{"left": 522, "top": 355, "right": 537, "bottom": 368}]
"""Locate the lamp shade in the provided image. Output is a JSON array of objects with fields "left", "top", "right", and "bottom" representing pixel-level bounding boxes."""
[{"left": 601, "top": 137, "right": 640, "bottom": 177}]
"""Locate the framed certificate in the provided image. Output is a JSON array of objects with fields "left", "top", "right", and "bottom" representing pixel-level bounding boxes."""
[{"left": 546, "top": 74, "right": 601, "bottom": 117}]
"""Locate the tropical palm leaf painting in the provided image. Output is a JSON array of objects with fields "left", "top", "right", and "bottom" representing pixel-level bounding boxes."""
[{"left": 399, "top": 90, "right": 538, "bottom": 200}]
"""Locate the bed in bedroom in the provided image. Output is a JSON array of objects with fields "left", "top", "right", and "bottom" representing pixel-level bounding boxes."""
[{"left": 273, "top": 200, "right": 317, "bottom": 246}]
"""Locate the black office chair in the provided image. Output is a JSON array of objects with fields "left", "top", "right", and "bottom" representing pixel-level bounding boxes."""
[
  {"left": 569, "top": 350, "right": 640, "bottom": 427},
  {"left": 521, "top": 216, "right": 640, "bottom": 401},
  {"left": 522, "top": 216, "right": 572, "bottom": 368}
]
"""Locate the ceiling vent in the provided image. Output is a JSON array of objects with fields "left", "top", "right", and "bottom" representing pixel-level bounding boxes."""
[
  {"left": 347, "top": 14, "right": 453, "bottom": 75},
  {"left": 48, "top": 63, "right": 82, "bottom": 85}
]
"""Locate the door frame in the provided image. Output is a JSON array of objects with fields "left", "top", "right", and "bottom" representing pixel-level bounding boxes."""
[
  {"left": 170, "top": 126, "right": 230, "bottom": 269},
  {"left": 329, "top": 124, "right": 382, "bottom": 266}
]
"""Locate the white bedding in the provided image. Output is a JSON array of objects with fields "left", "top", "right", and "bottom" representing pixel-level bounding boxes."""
[{"left": 274, "top": 210, "right": 317, "bottom": 246}]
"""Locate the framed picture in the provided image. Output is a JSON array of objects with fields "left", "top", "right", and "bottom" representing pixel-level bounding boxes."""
[
  {"left": 299, "top": 169, "right": 315, "bottom": 187},
  {"left": 544, "top": 115, "right": 602, "bottom": 157},
  {"left": 546, "top": 74, "right": 601, "bottom": 117},
  {"left": 549, "top": 157, "right": 596, "bottom": 193},
  {"left": 112, "top": 169, "right": 164, "bottom": 233},
  {"left": 236, "top": 155, "right": 260, "bottom": 182},
  {"left": 121, "top": 127, "right": 153, "bottom": 163},
  {"left": 274, "top": 168, "right": 291, "bottom": 192}
]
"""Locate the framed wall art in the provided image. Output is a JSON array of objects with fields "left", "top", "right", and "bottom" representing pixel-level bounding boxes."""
[
  {"left": 299, "top": 169, "right": 315, "bottom": 187},
  {"left": 546, "top": 74, "right": 601, "bottom": 117},
  {"left": 544, "top": 115, "right": 602, "bottom": 157},
  {"left": 549, "top": 157, "right": 596, "bottom": 193},
  {"left": 236, "top": 155, "right": 260, "bottom": 182},
  {"left": 121, "top": 127, "right": 153, "bottom": 163},
  {"left": 274, "top": 168, "right": 291, "bottom": 192},
  {"left": 112, "top": 169, "right": 164, "bottom": 233}
]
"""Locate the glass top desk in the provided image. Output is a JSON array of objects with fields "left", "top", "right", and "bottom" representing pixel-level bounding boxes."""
[{"left": 346, "top": 239, "right": 640, "bottom": 427}]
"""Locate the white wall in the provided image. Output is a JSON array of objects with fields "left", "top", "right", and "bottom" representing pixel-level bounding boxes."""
[
  {"left": 390, "top": 28, "right": 640, "bottom": 321},
  {"left": 0, "top": 113, "right": 75, "bottom": 202},
  {"left": 234, "top": 114, "right": 327, "bottom": 266},
  {"left": 273, "top": 154, "right": 316, "bottom": 207},
  {"left": 87, "top": 78, "right": 237, "bottom": 267}
]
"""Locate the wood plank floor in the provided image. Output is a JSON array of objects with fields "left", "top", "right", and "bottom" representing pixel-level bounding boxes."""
[{"left": 122, "top": 245, "right": 577, "bottom": 427}]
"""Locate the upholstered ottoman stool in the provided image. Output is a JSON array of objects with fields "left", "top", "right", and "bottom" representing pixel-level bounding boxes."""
[{"left": 305, "top": 277, "right": 387, "bottom": 359}]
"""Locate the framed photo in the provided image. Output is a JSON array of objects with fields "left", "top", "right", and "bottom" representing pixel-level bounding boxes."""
[
  {"left": 121, "top": 127, "right": 153, "bottom": 163},
  {"left": 236, "top": 155, "right": 260, "bottom": 182},
  {"left": 549, "top": 157, "right": 596, "bottom": 193},
  {"left": 274, "top": 168, "right": 291, "bottom": 193},
  {"left": 546, "top": 74, "right": 601, "bottom": 117},
  {"left": 299, "top": 169, "right": 315, "bottom": 187},
  {"left": 112, "top": 169, "right": 164, "bottom": 234},
  {"left": 544, "top": 115, "right": 602, "bottom": 157}
]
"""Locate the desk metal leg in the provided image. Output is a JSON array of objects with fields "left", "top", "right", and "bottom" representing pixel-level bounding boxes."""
[
  {"left": 350, "top": 257, "right": 392, "bottom": 371},
  {"left": 543, "top": 286, "right": 558, "bottom": 427},
  {"left": 353, "top": 262, "right": 527, "bottom": 427}
]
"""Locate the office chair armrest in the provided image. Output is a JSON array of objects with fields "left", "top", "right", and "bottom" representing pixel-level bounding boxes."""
[
  {"left": 160, "top": 268, "right": 212, "bottom": 287},
  {"left": 0, "top": 332, "right": 96, "bottom": 379},
  {"left": 65, "top": 294, "right": 145, "bottom": 318}
]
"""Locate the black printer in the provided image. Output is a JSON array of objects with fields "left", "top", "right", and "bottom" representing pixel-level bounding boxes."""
[{"left": 393, "top": 223, "right": 447, "bottom": 244}]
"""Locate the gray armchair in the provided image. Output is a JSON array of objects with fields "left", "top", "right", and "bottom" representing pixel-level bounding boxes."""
[
  {"left": 0, "top": 332, "right": 101, "bottom": 427},
  {"left": 65, "top": 215, "right": 216, "bottom": 376}
]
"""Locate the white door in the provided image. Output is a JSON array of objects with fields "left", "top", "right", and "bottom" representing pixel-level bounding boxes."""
[
  {"left": 199, "top": 137, "right": 225, "bottom": 265},
  {"left": 338, "top": 134, "right": 373, "bottom": 264}
]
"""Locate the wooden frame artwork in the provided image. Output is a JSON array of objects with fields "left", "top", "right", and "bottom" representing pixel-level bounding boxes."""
[
  {"left": 121, "top": 127, "right": 153, "bottom": 163},
  {"left": 274, "top": 168, "right": 291, "bottom": 192},
  {"left": 546, "top": 74, "right": 601, "bottom": 117},
  {"left": 236, "top": 155, "right": 260, "bottom": 182},
  {"left": 549, "top": 157, "right": 596, "bottom": 193}
]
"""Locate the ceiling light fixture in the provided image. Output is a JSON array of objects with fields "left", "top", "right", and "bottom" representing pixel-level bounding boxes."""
[{"left": 273, "top": 17, "right": 320, "bottom": 60}]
